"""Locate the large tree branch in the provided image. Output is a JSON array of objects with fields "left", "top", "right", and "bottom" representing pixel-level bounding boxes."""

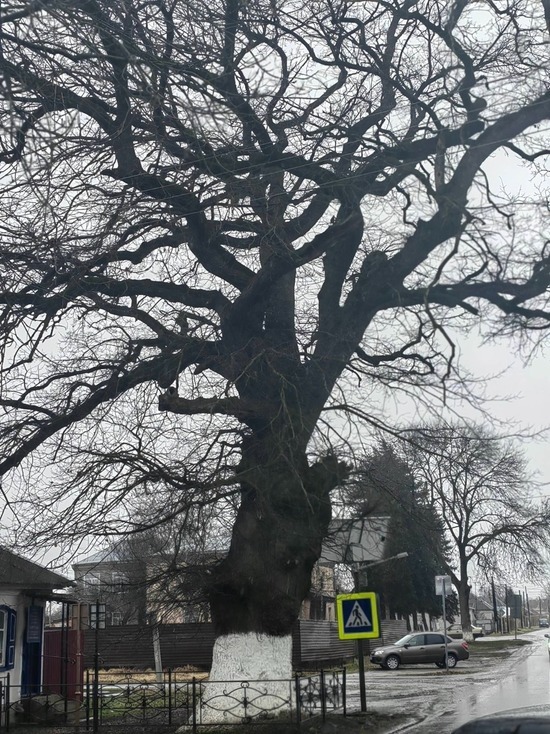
[
  {"left": 447, "top": 91, "right": 550, "bottom": 195},
  {"left": 158, "top": 391, "right": 257, "bottom": 422},
  {"left": 0, "top": 354, "right": 173, "bottom": 478},
  {"left": 0, "top": 276, "right": 230, "bottom": 321},
  {"left": 101, "top": 169, "right": 254, "bottom": 290}
]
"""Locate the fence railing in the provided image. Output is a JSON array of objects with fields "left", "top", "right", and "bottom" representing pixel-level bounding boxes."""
[{"left": 0, "top": 669, "right": 346, "bottom": 731}]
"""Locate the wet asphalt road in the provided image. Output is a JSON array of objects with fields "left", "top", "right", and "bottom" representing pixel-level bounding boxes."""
[{"left": 346, "top": 630, "right": 550, "bottom": 732}]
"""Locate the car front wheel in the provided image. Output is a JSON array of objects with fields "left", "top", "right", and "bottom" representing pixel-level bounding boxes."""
[{"left": 384, "top": 654, "right": 400, "bottom": 670}]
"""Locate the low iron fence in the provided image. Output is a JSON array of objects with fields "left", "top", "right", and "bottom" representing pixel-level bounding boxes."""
[{"left": 0, "top": 669, "right": 346, "bottom": 732}]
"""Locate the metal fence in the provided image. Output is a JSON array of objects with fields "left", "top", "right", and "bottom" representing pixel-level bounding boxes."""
[{"left": 0, "top": 669, "right": 346, "bottom": 732}]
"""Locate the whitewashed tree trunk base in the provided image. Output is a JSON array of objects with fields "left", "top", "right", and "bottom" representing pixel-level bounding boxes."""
[
  {"left": 209, "top": 633, "right": 292, "bottom": 681},
  {"left": 180, "top": 633, "right": 293, "bottom": 727}
]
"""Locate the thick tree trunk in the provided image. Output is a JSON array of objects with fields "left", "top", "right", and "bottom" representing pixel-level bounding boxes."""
[
  {"left": 210, "top": 479, "right": 330, "bottom": 636},
  {"left": 458, "top": 577, "right": 473, "bottom": 643},
  {"left": 206, "top": 440, "right": 341, "bottom": 686},
  {"left": 209, "top": 482, "right": 325, "bottom": 640},
  {"left": 196, "top": 445, "right": 341, "bottom": 723}
]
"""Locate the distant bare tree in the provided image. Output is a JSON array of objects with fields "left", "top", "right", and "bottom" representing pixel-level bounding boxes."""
[
  {"left": 403, "top": 425, "right": 550, "bottom": 641},
  {"left": 0, "top": 0, "right": 549, "bottom": 687}
]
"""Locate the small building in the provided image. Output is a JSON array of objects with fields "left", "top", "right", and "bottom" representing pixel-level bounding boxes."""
[
  {"left": 0, "top": 547, "right": 74, "bottom": 699},
  {"left": 72, "top": 546, "right": 147, "bottom": 626},
  {"left": 72, "top": 544, "right": 215, "bottom": 626}
]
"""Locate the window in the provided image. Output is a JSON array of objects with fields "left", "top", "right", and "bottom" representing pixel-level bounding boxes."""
[
  {"left": 425, "top": 634, "right": 445, "bottom": 645},
  {"left": 0, "top": 606, "right": 16, "bottom": 671},
  {"left": 110, "top": 572, "right": 128, "bottom": 591},
  {"left": 111, "top": 612, "right": 122, "bottom": 626},
  {"left": 82, "top": 573, "right": 101, "bottom": 588}
]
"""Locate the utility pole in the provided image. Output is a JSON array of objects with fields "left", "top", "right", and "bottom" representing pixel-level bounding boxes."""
[{"left": 520, "top": 590, "right": 524, "bottom": 628}]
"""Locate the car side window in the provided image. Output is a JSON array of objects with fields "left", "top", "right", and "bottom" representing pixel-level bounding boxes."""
[
  {"left": 408, "top": 635, "right": 425, "bottom": 646},
  {"left": 425, "top": 634, "right": 444, "bottom": 645}
]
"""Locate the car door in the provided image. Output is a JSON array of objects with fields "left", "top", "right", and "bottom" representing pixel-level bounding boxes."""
[
  {"left": 424, "top": 633, "right": 446, "bottom": 662},
  {"left": 401, "top": 634, "right": 426, "bottom": 663}
]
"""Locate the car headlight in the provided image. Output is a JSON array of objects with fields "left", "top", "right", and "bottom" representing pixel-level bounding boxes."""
[{"left": 373, "top": 650, "right": 384, "bottom": 655}]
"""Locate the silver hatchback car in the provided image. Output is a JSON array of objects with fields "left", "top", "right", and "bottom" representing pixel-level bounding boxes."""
[{"left": 370, "top": 632, "right": 469, "bottom": 670}]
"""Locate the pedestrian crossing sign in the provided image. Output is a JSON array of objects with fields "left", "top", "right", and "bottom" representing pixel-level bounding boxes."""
[{"left": 336, "top": 592, "right": 380, "bottom": 640}]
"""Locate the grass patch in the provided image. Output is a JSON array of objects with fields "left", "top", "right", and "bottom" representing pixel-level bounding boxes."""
[
  {"left": 90, "top": 668, "right": 207, "bottom": 684},
  {"left": 467, "top": 638, "right": 532, "bottom": 656},
  {"left": 96, "top": 685, "right": 191, "bottom": 722}
]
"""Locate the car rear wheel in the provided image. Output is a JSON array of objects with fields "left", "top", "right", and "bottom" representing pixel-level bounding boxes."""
[
  {"left": 445, "top": 652, "right": 458, "bottom": 668},
  {"left": 384, "top": 654, "right": 400, "bottom": 670}
]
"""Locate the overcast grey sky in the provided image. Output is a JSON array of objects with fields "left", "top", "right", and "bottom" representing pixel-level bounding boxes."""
[
  {"left": 458, "top": 145, "right": 549, "bottom": 494},
  {"left": 457, "top": 337, "right": 550, "bottom": 490}
]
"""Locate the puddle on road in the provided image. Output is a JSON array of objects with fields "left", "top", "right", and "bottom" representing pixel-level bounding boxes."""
[{"left": 451, "top": 643, "right": 550, "bottom": 730}]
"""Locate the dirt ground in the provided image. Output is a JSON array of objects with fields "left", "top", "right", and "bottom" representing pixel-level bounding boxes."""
[
  {"left": 8, "top": 711, "right": 412, "bottom": 734},
  {"left": 302, "top": 711, "right": 410, "bottom": 734}
]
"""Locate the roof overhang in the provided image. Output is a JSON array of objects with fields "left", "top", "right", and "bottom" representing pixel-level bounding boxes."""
[{"left": 20, "top": 589, "right": 78, "bottom": 603}]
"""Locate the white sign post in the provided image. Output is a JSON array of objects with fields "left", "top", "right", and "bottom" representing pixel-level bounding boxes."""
[{"left": 435, "top": 575, "right": 452, "bottom": 671}]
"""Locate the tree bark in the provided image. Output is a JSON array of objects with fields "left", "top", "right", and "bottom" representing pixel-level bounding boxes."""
[
  {"left": 458, "top": 577, "right": 473, "bottom": 643},
  {"left": 206, "top": 436, "right": 344, "bottom": 685},
  {"left": 209, "top": 449, "right": 336, "bottom": 638}
]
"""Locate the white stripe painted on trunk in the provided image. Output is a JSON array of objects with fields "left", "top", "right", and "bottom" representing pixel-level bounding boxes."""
[
  {"left": 195, "top": 633, "right": 293, "bottom": 724},
  {"left": 209, "top": 632, "right": 292, "bottom": 680}
]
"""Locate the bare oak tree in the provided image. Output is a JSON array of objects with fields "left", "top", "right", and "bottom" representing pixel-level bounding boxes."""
[
  {"left": 0, "top": 0, "right": 550, "bottom": 682},
  {"left": 403, "top": 425, "right": 550, "bottom": 641}
]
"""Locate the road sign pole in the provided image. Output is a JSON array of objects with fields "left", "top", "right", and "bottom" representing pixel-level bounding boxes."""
[
  {"left": 357, "top": 638, "right": 367, "bottom": 712},
  {"left": 353, "top": 571, "right": 367, "bottom": 712},
  {"left": 435, "top": 575, "right": 451, "bottom": 672},
  {"left": 442, "top": 578, "right": 449, "bottom": 672},
  {"left": 336, "top": 588, "right": 380, "bottom": 713}
]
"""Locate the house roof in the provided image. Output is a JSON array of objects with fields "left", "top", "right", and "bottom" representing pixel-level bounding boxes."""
[
  {"left": 73, "top": 543, "right": 225, "bottom": 573},
  {"left": 0, "top": 547, "right": 74, "bottom": 591},
  {"left": 74, "top": 547, "right": 127, "bottom": 567}
]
